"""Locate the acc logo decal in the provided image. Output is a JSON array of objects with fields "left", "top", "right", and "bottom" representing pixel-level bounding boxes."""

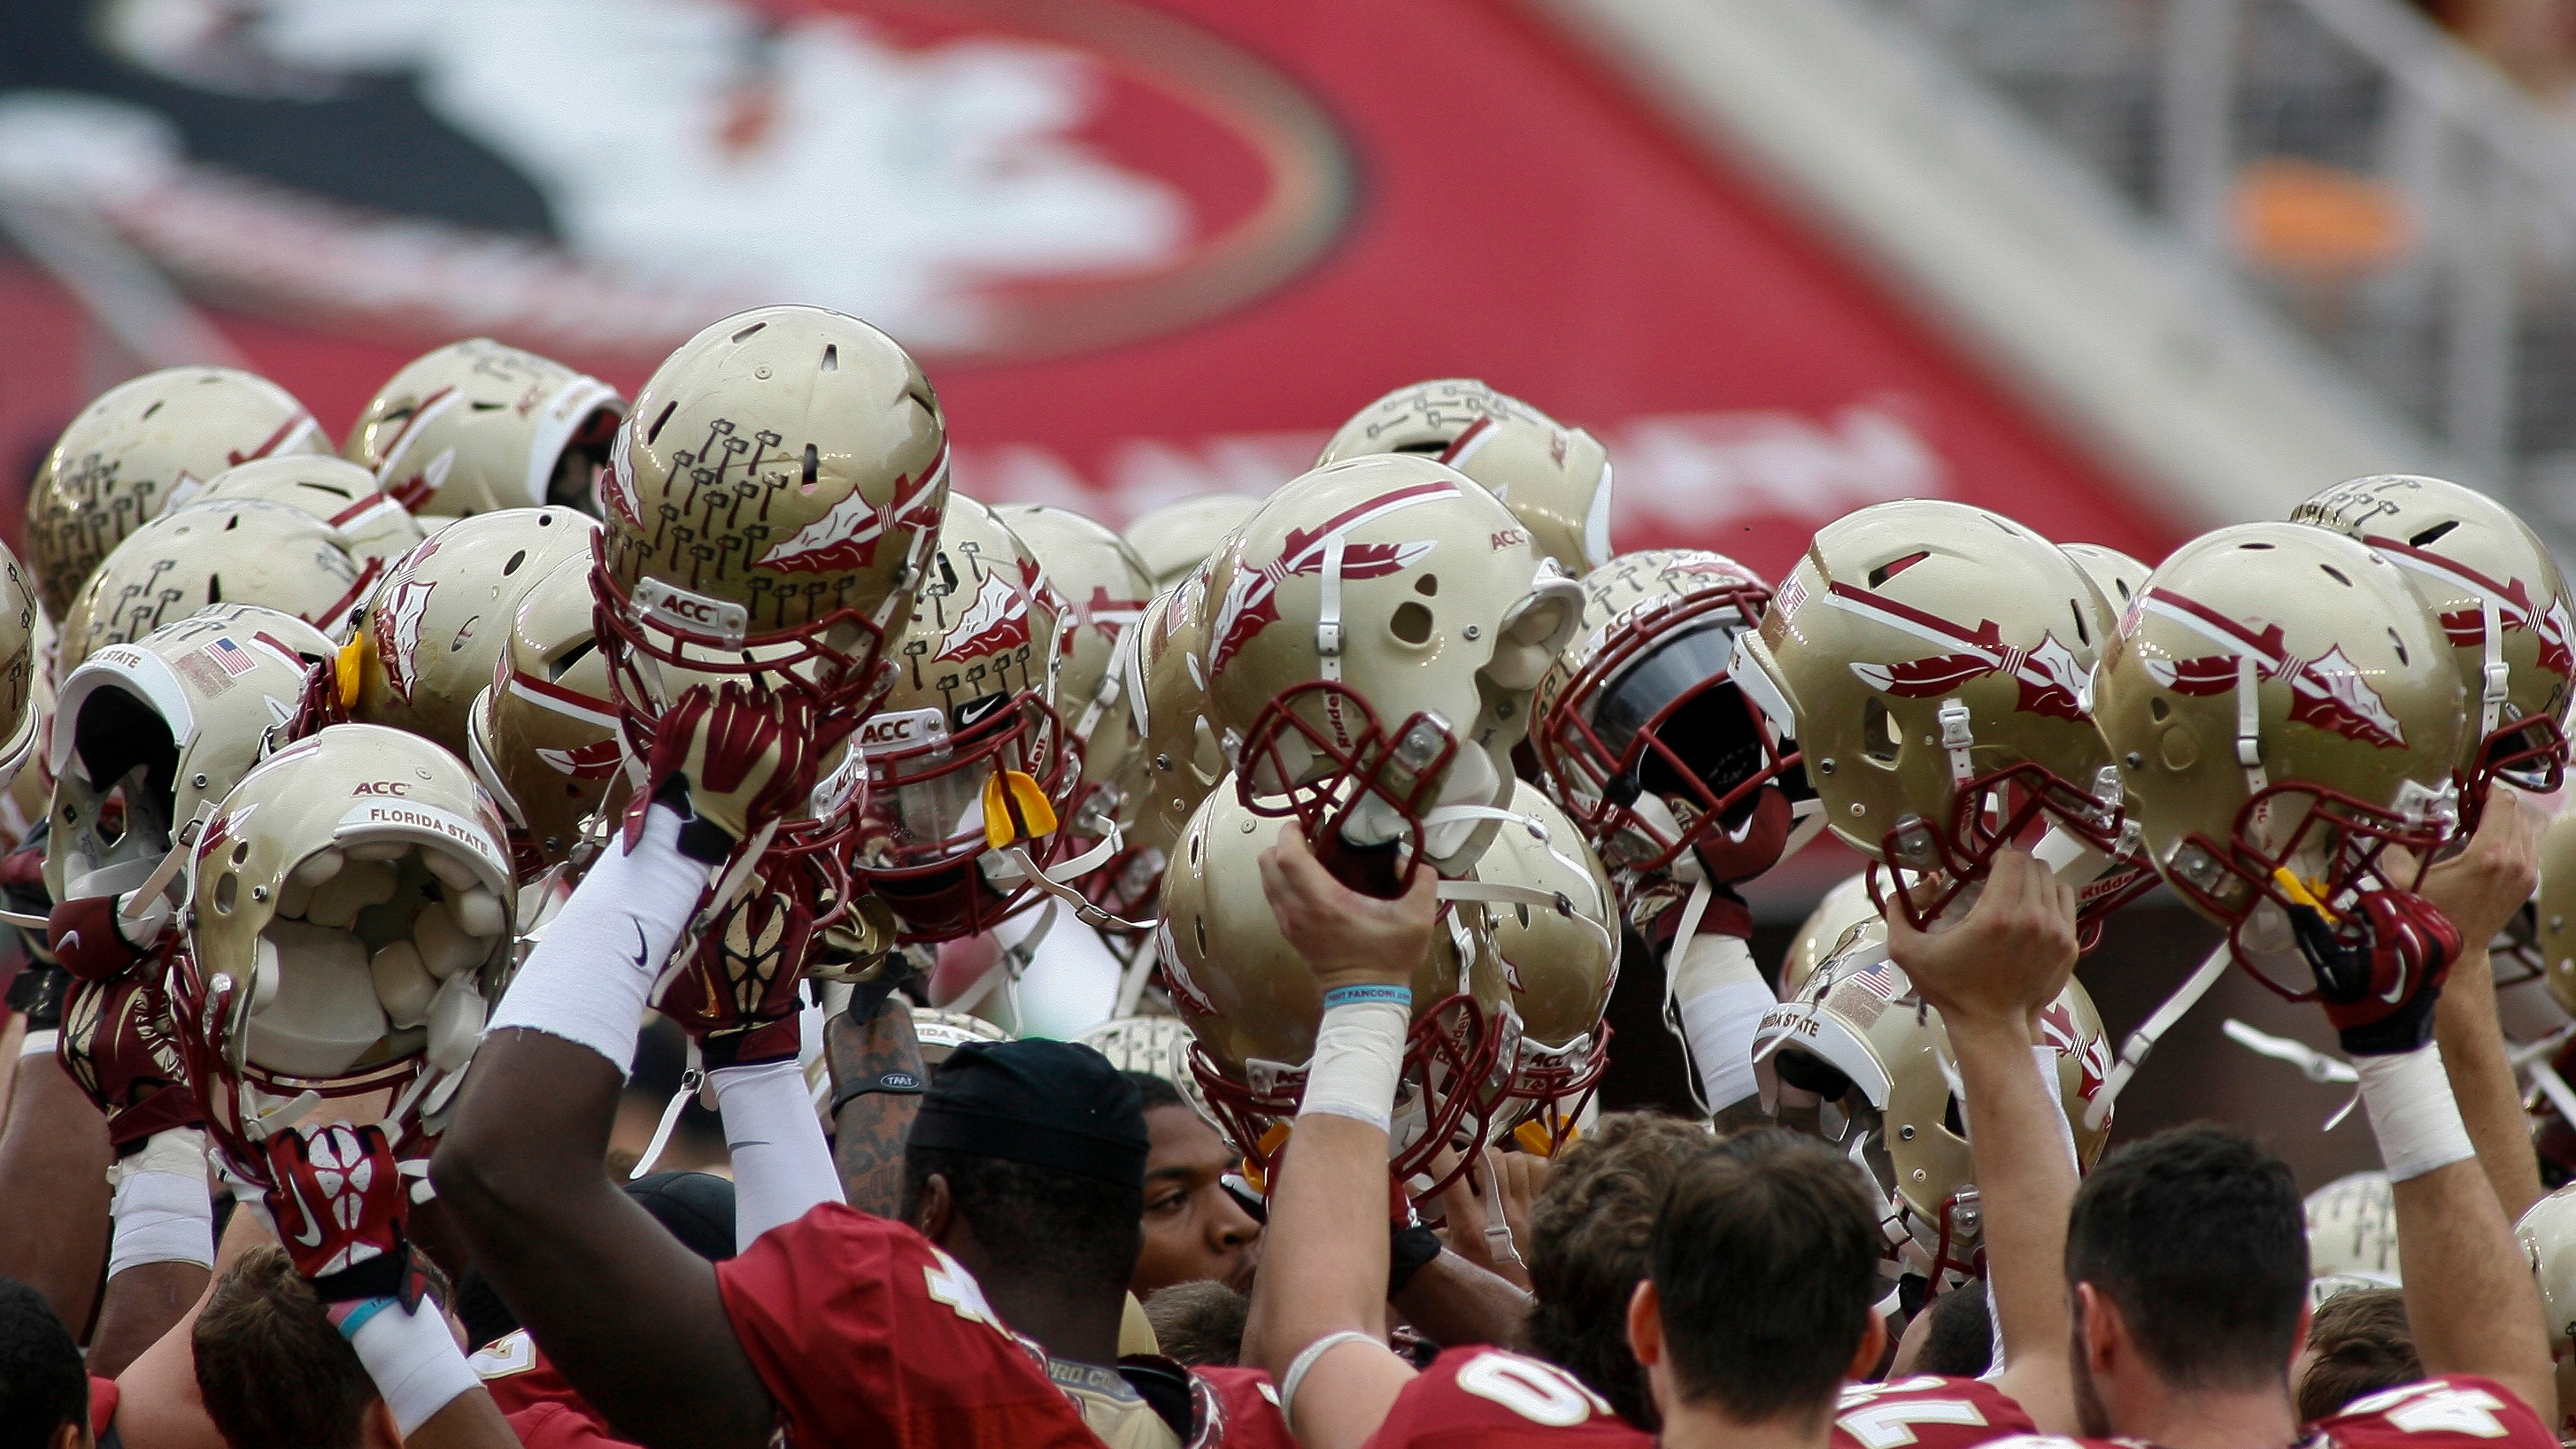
[
  {"left": 351, "top": 781, "right": 413, "bottom": 797},
  {"left": 1490, "top": 528, "right": 1530, "bottom": 551}
]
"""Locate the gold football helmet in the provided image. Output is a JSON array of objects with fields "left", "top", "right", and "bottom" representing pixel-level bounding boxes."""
[
  {"left": 467, "top": 555, "right": 623, "bottom": 878},
  {"left": 2517, "top": 1184, "right": 2576, "bottom": 1439},
  {"left": 342, "top": 339, "right": 624, "bottom": 519},
  {"left": 995, "top": 503, "right": 1158, "bottom": 923},
  {"left": 2, "top": 606, "right": 55, "bottom": 843},
  {"left": 1316, "top": 379, "right": 1614, "bottom": 575},
  {"left": 60, "top": 499, "right": 375, "bottom": 676},
  {"left": 850, "top": 496, "right": 1069, "bottom": 943},
  {"left": 195, "top": 456, "right": 426, "bottom": 567},
  {"left": 2060, "top": 543, "right": 2151, "bottom": 623},
  {"left": 344, "top": 508, "right": 600, "bottom": 764},
  {"left": 1123, "top": 571, "right": 1230, "bottom": 877},
  {"left": 1531, "top": 549, "right": 1810, "bottom": 884},
  {"left": 593, "top": 306, "right": 945, "bottom": 744},
  {"left": 1125, "top": 494, "right": 1260, "bottom": 593},
  {"left": 28, "top": 367, "right": 328, "bottom": 620},
  {"left": 2539, "top": 806, "right": 2576, "bottom": 1019},
  {"left": 1756, "top": 912, "right": 2112, "bottom": 1291},
  {"left": 1740, "top": 501, "right": 2121, "bottom": 932},
  {"left": 170, "top": 724, "right": 518, "bottom": 1181},
  {"left": 1464, "top": 780, "right": 1618, "bottom": 1146},
  {"left": 47, "top": 606, "right": 336, "bottom": 909},
  {"left": 1074, "top": 1014, "right": 1222, "bottom": 1130},
  {"left": 1782, "top": 874, "right": 1880, "bottom": 1002},
  {"left": 1201, "top": 456, "right": 1582, "bottom": 891},
  {"left": 2307, "top": 1169, "right": 2399, "bottom": 1285},
  {"left": 2092, "top": 523, "right": 2465, "bottom": 990},
  {"left": 1160, "top": 776, "right": 1514, "bottom": 1201},
  {"left": 2293, "top": 474, "right": 2573, "bottom": 817}
]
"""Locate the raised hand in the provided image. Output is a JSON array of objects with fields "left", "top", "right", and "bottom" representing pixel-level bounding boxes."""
[
  {"left": 58, "top": 974, "right": 198, "bottom": 1150},
  {"left": 654, "top": 852, "right": 823, "bottom": 1068},
  {"left": 2294, "top": 884, "right": 2460, "bottom": 1057},
  {"left": 258, "top": 1121, "right": 423, "bottom": 1301},
  {"left": 1259, "top": 820, "right": 1438, "bottom": 995},
  {"left": 1885, "top": 847, "right": 2078, "bottom": 1032},
  {"left": 630, "top": 681, "right": 822, "bottom": 854}
]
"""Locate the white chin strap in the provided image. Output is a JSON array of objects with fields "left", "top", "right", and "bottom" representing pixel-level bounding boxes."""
[
  {"left": 2235, "top": 653, "right": 2269, "bottom": 796},
  {"left": 2480, "top": 595, "right": 2509, "bottom": 744},
  {"left": 2085, "top": 942, "right": 2232, "bottom": 1132},
  {"left": 1939, "top": 697, "right": 1976, "bottom": 785},
  {"left": 994, "top": 825, "right": 1156, "bottom": 936},
  {"left": 1316, "top": 534, "right": 1349, "bottom": 682}
]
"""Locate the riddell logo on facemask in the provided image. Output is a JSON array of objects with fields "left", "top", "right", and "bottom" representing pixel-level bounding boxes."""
[{"left": 351, "top": 781, "right": 413, "bottom": 797}]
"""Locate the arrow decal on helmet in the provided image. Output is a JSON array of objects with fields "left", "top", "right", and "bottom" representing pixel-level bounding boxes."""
[
  {"left": 757, "top": 443, "right": 950, "bottom": 575},
  {"left": 1206, "top": 480, "right": 1456, "bottom": 676},
  {"left": 2361, "top": 536, "right": 2576, "bottom": 683},
  {"left": 2138, "top": 588, "right": 2409, "bottom": 749},
  {"left": 1822, "top": 582, "right": 2089, "bottom": 721}
]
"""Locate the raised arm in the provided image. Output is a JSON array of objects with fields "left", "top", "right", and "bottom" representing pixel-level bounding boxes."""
[
  {"left": 434, "top": 683, "right": 824, "bottom": 1449},
  {"left": 1239, "top": 824, "right": 1438, "bottom": 1449},
  {"left": 827, "top": 989, "right": 928, "bottom": 1217},
  {"left": 0, "top": 977, "right": 112, "bottom": 1331},
  {"left": 1886, "top": 849, "right": 2082, "bottom": 1433},
  {"left": 2416, "top": 793, "right": 2547, "bottom": 1224},
  {"left": 2311, "top": 855, "right": 2557, "bottom": 1422}
]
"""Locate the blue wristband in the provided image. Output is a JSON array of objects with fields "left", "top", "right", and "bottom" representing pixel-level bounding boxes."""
[
  {"left": 1322, "top": 983, "right": 1412, "bottom": 1011},
  {"left": 334, "top": 1295, "right": 400, "bottom": 1341}
]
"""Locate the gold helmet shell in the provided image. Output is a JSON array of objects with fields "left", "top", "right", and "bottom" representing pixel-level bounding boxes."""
[
  {"left": 1158, "top": 777, "right": 1513, "bottom": 1199},
  {"left": 2308, "top": 1169, "right": 2399, "bottom": 1284},
  {"left": 1779, "top": 873, "right": 1880, "bottom": 1002},
  {"left": 2515, "top": 1183, "right": 2576, "bottom": 1437},
  {"left": 1122, "top": 572, "right": 1229, "bottom": 873},
  {"left": 195, "top": 457, "right": 426, "bottom": 567},
  {"left": 467, "top": 555, "right": 624, "bottom": 877},
  {"left": 1125, "top": 494, "right": 1259, "bottom": 593},
  {"left": 348, "top": 508, "right": 600, "bottom": 764},
  {"left": 1316, "top": 379, "right": 1614, "bottom": 575},
  {"left": 1202, "top": 456, "right": 1581, "bottom": 883},
  {"left": 28, "top": 367, "right": 328, "bottom": 620},
  {"left": 342, "top": 339, "right": 624, "bottom": 519},
  {"left": 852, "top": 495, "right": 1068, "bottom": 943},
  {"left": 1073, "top": 1014, "right": 1221, "bottom": 1131},
  {"left": 594, "top": 306, "right": 945, "bottom": 726},
  {"left": 2092, "top": 522, "right": 2464, "bottom": 952},
  {"left": 1468, "top": 781, "right": 1617, "bottom": 1136},
  {"left": 1740, "top": 500, "right": 2117, "bottom": 929},
  {"left": 2060, "top": 543, "right": 2151, "bottom": 628},
  {"left": 2293, "top": 474, "right": 2574, "bottom": 806},
  {"left": 47, "top": 605, "right": 335, "bottom": 907},
  {"left": 60, "top": 498, "right": 373, "bottom": 676},
  {"left": 2539, "top": 805, "right": 2576, "bottom": 1019}
]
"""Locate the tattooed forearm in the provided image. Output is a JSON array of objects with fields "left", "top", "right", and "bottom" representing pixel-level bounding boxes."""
[{"left": 829, "top": 997, "right": 925, "bottom": 1217}]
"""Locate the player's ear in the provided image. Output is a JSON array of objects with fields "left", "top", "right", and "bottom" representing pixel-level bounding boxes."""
[
  {"left": 916, "top": 1172, "right": 956, "bottom": 1243},
  {"left": 1625, "top": 1278, "right": 1663, "bottom": 1367},
  {"left": 2074, "top": 1282, "right": 2120, "bottom": 1370}
]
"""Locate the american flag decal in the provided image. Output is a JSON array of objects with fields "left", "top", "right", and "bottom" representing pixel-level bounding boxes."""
[{"left": 204, "top": 638, "right": 258, "bottom": 677}]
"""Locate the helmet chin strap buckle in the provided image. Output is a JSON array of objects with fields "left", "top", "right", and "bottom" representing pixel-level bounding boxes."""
[
  {"left": 2481, "top": 596, "right": 2510, "bottom": 741},
  {"left": 1315, "top": 533, "right": 1347, "bottom": 682},
  {"left": 1937, "top": 698, "right": 1974, "bottom": 785},
  {"left": 2234, "top": 654, "right": 2269, "bottom": 793}
]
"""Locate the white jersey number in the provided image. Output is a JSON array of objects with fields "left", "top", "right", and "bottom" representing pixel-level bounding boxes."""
[
  {"left": 1458, "top": 1353, "right": 1614, "bottom": 1427},
  {"left": 1837, "top": 1379, "right": 1991, "bottom": 1449}
]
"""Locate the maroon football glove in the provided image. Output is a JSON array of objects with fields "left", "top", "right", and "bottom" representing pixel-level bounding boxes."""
[
  {"left": 624, "top": 681, "right": 822, "bottom": 858},
  {"left": 656, "top": 852, "right": 822, "bottom": 1069},
  {"left": 259, "top": 1121, "right": 426, "bottom": 1304},
  {"left": 58, "top": 975, "right": 199, "bottom": 1149},
  {"left": 49, "top": 893, "right": 175, "bottom": 983},
  {"left": 2292, "top": 888, "right": 2461, "bottom": 1057}
]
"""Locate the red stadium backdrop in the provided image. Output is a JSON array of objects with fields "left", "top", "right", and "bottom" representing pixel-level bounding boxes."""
[{"left": 0, "top": 0, "right": 2181, "bottom": 586}]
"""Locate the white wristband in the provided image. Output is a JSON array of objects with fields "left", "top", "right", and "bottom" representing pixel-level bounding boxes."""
[
  {"left": 1299, "top": 1003, "right": 1408, "bottom": 1132},
  {"left": 1675, "top": 932, "right": 1774, "bottom": 1112},
  {"left": 19, "top": 1029, "right": 57, "bottom": 1059},
  {"left": 107, "top": 1142, "right": 215, "bottom": 1278},
  {"left": 707, "top": 1059, "right": 845, "bottom": 1252},
  {"left": 349, "top": 1299, "right": 481, "bottom": 1437},
  {"left": 486, "top": 806, "right": 706, "bottom": 1075},
  {"left": 2356, "top": 1044, "right": 2476, "bottom": 1183}
]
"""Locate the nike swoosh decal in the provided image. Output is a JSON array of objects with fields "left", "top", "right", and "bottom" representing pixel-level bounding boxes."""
[
  {"left": 955, "top": 693, "right": 1009, "bottom": 730},
  {"left": 283, "top": 1171, "right": 328, "bottom": 1249},
  {"left": 630, "top": 921, "right": 652, "bottom": 975},
  {"left": 2379, "top": 961, "right": 2408, "bottom": 1005}
]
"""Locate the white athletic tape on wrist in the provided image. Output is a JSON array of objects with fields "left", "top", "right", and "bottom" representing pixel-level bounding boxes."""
[
  {"left": 1280, "top": 1330, "right": 1382, "bottom": 1428},
  {"left": 707, "top": 1058, "right": 845, "bottom": 1253},
  {"left": 19, "top": 1029, "right": 57, "bottom": 1060},
  {"left": 350, "top": 1297, "right": 482, "bottom": 1437},
  {"left": 1299, "top": 1002, "right": 1409, "bottom": 1132},
  {"left": 1675, "top": 931, "right": 1773, "bottom": 1113},
  {"left": 107, "top": 1167, "right": 215, "bottom": 1276},
  {"left": 2356, "top": 1044, "right": 2476, "bottom": 1183},
  {"left": 486, "top": 806, "right": 706, "bottom": 1075}
]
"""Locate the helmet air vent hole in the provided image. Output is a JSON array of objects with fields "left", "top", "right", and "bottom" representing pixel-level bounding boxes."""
[
  {"left": 2150, "top": 696, "right": 2170, "bottom": 722},
  {"left": 730, "top": 321, "right": 767, "bottom": 343},
  {"left": 207, "top": 574, "right": 223, "bottom": 604},
  {"left": 232, "top": 841, "right": 251, "bottom": 864},
  {"left": 1869, "top": 551, "right": 1928, "bottom": 589},
  {"left": 802, "top": 444, "right": 820, "bottom": 491},
  {"left": 2239, "top": 542, "right": 2274, "bottom": 551},
  {"left": 215, "top": 874, "right": 236, "bottom": 913},
  {"left": 2319, "top": 565, "right": 2351, "bottom": 586},
  {"left": 225, "top": 514, "right": 240, "bottom": 531},
  {"left": 1863, "top": 698, "right": 1901, "bottom": 764},
  {"left": 821, "top": 345, "right": 837, "bottom": 373},
  {"left": 1193, "top": 916, "right": 1207, "bottom": 956},
  {"left": 472, "top": 401, "right": 505, "bottom": 412},
  {"left": 2410, "top": 520, "right": 2459, "bottom": 548},
  {"left": 2388, "top": 630, "right": 2408, "bottom": 666},
  {"left": 143, "top": 400, "right": 165, "bottom": 420},
  {"left": 1391, "top": 602, "right": 1434, "bottom": 645},
  {"left": 504, "top": 550, "right": 527, "bottom": 575},
  {"left": 646, "top": 402, "right": 677, "bottom": 444},
  {"left": 1415, "top": 574, "right": 1438, "bottom": 597},
  {"left": 2070, "top": 601, "right": 2090, "bottom": 645}
]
